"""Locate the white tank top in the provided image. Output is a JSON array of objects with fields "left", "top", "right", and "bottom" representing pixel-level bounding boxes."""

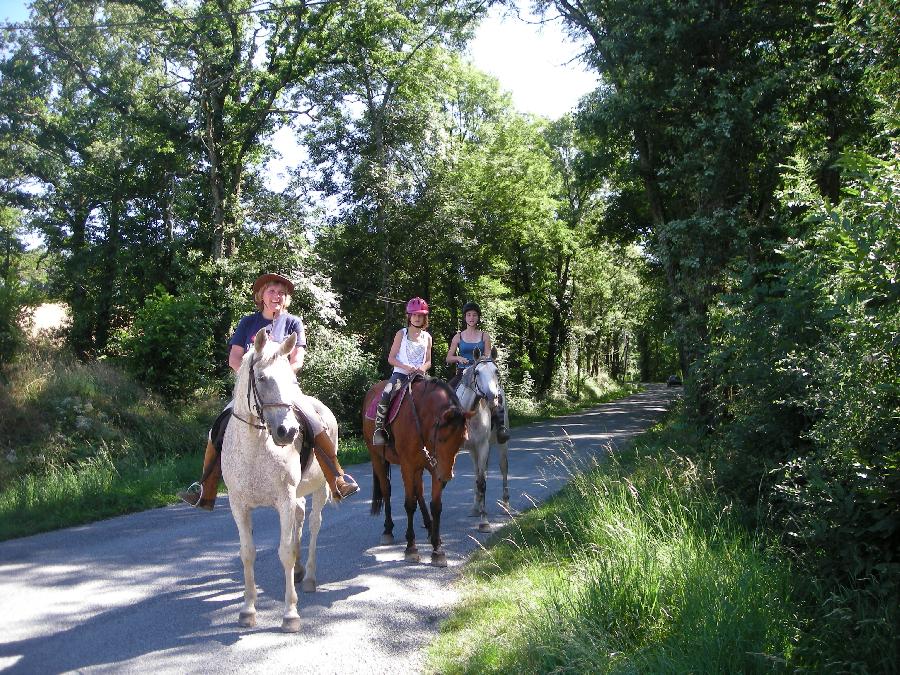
[{"left": 393, "top": 328, "right": 429, "bottom": 374}]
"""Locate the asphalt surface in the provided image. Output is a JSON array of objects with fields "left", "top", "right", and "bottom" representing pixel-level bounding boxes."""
[{"left": 0, "top": 384, "right": 679, "bottom": 675}]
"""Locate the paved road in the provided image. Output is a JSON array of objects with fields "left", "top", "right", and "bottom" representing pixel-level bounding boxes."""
[{"left": 0, "top": 385, "right": 678, "bottom": 674}]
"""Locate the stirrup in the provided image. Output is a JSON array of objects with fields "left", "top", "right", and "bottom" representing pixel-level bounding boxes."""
[{"left": 177, "top": 482, "right": 203, "bottom": 506}]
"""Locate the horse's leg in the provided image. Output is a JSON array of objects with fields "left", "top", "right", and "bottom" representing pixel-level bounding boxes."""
[
  {"left": 499, "top": 440, "right": 510, "bottom": 511},
  {"left": 474, "top": 437, "right": 491, "bottom": 532},
  {"left": 301, "top": 486, "right": 326, "bottom": 593},
  {"left": 429, "top": 478, "right": 447, "bottom": 568},
  {"left": 293, "top": 495, "right": 306, "bottom": 585},
  {"left": 229, "top": 502, "right": 258, "bottom": 627},
  {"left": 276, "top": 496, "right": 300, "bottom": 633},
  {"left": 380, "top": 461, "right": 395, "bottom": 545},
  {"left": 417, "top": 473, "right": 432, "bottom": 534},
  {"left": 402, "top": 469, "right": 420, "bottom": 563}
]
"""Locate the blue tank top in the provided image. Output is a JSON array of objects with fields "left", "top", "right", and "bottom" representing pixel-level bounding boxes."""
[{"left": 456, "top": 332, "right": 485, "bottom": 370}]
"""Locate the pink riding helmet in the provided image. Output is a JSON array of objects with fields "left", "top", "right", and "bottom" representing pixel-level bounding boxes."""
[{"left": 406, "top": 297, "right": 429, "bottom": 315}]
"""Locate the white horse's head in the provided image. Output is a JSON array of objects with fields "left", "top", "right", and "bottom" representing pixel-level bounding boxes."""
[
  {"left": 461, "top": 349, "right": 502, "bottom": 412},
  {"left": 235, "top": 327, "right": 301, "bottom": 446}
]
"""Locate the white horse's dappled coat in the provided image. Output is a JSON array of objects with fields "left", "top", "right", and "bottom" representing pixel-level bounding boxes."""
[
  {"left": 221, "top": 327, "right": 334, "bottom": 632},
  {"left": 454, "top": 358, "right": 510, "bottom": 532}
]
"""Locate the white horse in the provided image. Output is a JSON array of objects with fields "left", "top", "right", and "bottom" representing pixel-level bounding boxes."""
[
  {"left": 454, "top": 352, "right": 510, "bottom": 532},
  {"left": 221, "top": 327, "right": 332, "bottom": 632}
]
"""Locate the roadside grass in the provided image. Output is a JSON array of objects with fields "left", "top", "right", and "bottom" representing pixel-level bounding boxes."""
[
  {"left": 425, "top": 429, "right": 797, "bottom": 674},
  {"left": 0, "top": 452, "right": 202, "bottom": 540}
]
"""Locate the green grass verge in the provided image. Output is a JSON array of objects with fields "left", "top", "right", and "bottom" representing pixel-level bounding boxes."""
[
  {"left": 0, "top": 451, "right": 201, "bottom": 540},
  {"left": 425, "top": 433, "right": 797, "bottom": 674}
]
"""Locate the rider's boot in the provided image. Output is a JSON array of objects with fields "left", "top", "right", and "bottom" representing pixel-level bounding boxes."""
[
  {"left": 313, "top": 430, "right": 359, "bottom": 501},
  {"left": 177, "top": 439, "right": 220, "bottom": 510},
  {"left": 492, "top": 409, "right": 511, "bottom": 444},
  {"left": 372, "top": 389, "right": 391, "bottom": 446}
]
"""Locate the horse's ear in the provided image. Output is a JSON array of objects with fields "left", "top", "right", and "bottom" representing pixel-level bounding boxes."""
[
  {"left": 490, "top": 346, "right": 498, "bottom": 360},
  {"left": 473, "top": 347, "right": 481, "bottom": 361},
  {"left": 279, "top": 332, "right": 297, "bottom": 355},
  {"left": 254, "top": 327, "right": 268, "bottom": 353}
]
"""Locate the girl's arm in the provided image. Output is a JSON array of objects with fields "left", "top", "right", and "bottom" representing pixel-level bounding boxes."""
[
  {"left": 419, "top": 334, "right": 433, "bottom": 373},
  {"left": 446, "top": 332, "right": 463, "bottom": 365},
  {"left": 483, "top": 332, "right": 492, "bottom": 358},
  {"left": 386, "top": 330, "right": 409, "bottom": 372}
]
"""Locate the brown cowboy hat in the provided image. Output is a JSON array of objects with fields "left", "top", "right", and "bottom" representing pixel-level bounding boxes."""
[{"left": 252, "top": 272, "right": 295, "bottom": 296}]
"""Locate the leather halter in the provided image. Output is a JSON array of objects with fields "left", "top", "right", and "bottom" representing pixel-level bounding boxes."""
[{"left": 232, "top": 355, "right": 294, "bottom": 433}]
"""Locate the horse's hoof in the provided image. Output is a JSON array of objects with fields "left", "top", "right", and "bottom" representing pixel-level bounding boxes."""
[
  {"left": 431, "top": 552, "right": 448, "bottom": 567},
  {"left": 281, "top": 616, "right": 301, "bottom": 633},
  {"left": 239, "top": 611, "right": 256, "bottom": 628},
  {"left": 294, "top": 565, "right": 306, "bottom": 583},
  {"left": 478, "top": 521, "right": 491, "bottom": 533},
  {"left": 380, "top": 533, "right": 394, "bottom": 546},
  {"left": 405, "top": 549, "right": 421, "bottom": 563},
  {"left": 301, "top": 578, "right": 317, "bottom": 593}
]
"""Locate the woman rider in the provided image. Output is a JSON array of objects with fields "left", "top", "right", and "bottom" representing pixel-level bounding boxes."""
[
  {"left": 177, "top": 272, "right": 359, "bottom": 509},
  {"left": 446, "top": 301, "right": 510, "bottom": 443}
]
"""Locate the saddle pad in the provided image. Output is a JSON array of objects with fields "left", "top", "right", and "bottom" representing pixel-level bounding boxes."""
[
  {"left": 364, "top": 381, "right": 408, "bottom": 423},
  {"left": 293, "top": 406, "right": 315, "bottom": 473}
]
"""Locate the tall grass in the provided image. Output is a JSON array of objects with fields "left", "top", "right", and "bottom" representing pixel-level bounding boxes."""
[
  {"left": 427, "top": 439, "right": 796, "bottom": 673},
  {"left": 0, "top": 343, "right": 218, "bottom": 540},
  {"left": 0, "top": 452, "right": 201, "bottom": 540}
]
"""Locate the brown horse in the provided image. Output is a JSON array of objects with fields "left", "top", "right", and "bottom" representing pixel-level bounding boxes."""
[{"left": 362, "top": 375, "right": 473, "bottom": 567}]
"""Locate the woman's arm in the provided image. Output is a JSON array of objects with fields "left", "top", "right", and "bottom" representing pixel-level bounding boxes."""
[
  {"left": 228, "top": 345, "right": 246, "bottom": 373},
  {"left": 290, "top": 344, "right": 305, "bottom": 373},
  {"left": 446, "top": 332, "right": 465, "bottom": 365},
  {"left": 482, "top": 332, "right": 492, "bottom": 358}
]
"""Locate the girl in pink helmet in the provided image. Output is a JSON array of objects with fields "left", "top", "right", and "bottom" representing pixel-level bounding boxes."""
[{"left": 371, "top": 297, "right": 433, "bottom": 445}]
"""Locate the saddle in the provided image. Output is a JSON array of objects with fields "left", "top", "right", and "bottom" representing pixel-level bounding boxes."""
[
  {"left": 210, "top": 405, "right": 314, "bottom": 473},
  {"left": 364, "top": 380, "right": 412, "bottom": 423}
]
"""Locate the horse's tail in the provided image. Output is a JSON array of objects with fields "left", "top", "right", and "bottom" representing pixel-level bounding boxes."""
[{"left": 370, "top": 461, "right": 385, "bottom": 515}]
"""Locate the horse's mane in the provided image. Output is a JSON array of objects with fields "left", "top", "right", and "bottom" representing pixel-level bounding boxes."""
[{"left": 417, "top": 375, "right": 463, "bottom": 408}]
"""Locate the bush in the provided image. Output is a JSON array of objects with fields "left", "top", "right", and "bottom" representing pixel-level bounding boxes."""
[
  {"left": 300, "top": 325, "right": 379, "bottom": 434},
  {"left": 112, "top": 286, "right": 218, "bottom": 399}
]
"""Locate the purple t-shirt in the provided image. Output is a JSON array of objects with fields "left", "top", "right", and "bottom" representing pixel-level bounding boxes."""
[{"left": 229, "top": 312, "right": 306, "bottom": 352}]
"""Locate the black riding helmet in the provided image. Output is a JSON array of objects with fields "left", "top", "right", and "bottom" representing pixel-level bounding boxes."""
[{"left": 461, "top": 301, "right": 481, "bottom": 318}]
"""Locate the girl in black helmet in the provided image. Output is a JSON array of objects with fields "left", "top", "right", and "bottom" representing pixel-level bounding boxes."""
[{"left": 446, "top": 301, "right": 510, "bottom": 443}]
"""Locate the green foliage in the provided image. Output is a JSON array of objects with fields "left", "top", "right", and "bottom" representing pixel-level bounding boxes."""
[
  {"left": 0, "top": 208, "right": 40, "bottom": 369},
  {"left": 112, "top": 286, "right": 218, "bottom": 399},
  {"left": 300, "top": 325, "right": 379, "bottom": 435}
]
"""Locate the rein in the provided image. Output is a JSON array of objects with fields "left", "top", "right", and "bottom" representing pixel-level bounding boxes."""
[{"left": 406, "top": 376, "right": 439, "bottom": 472}]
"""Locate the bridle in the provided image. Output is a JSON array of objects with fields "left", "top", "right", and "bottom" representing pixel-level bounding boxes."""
[
  {"left": 459, "top": 358, "right": 497, "bottom": 410},
  {"left": 231, "top": 355, "right": 294, "bottom": 433}
]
